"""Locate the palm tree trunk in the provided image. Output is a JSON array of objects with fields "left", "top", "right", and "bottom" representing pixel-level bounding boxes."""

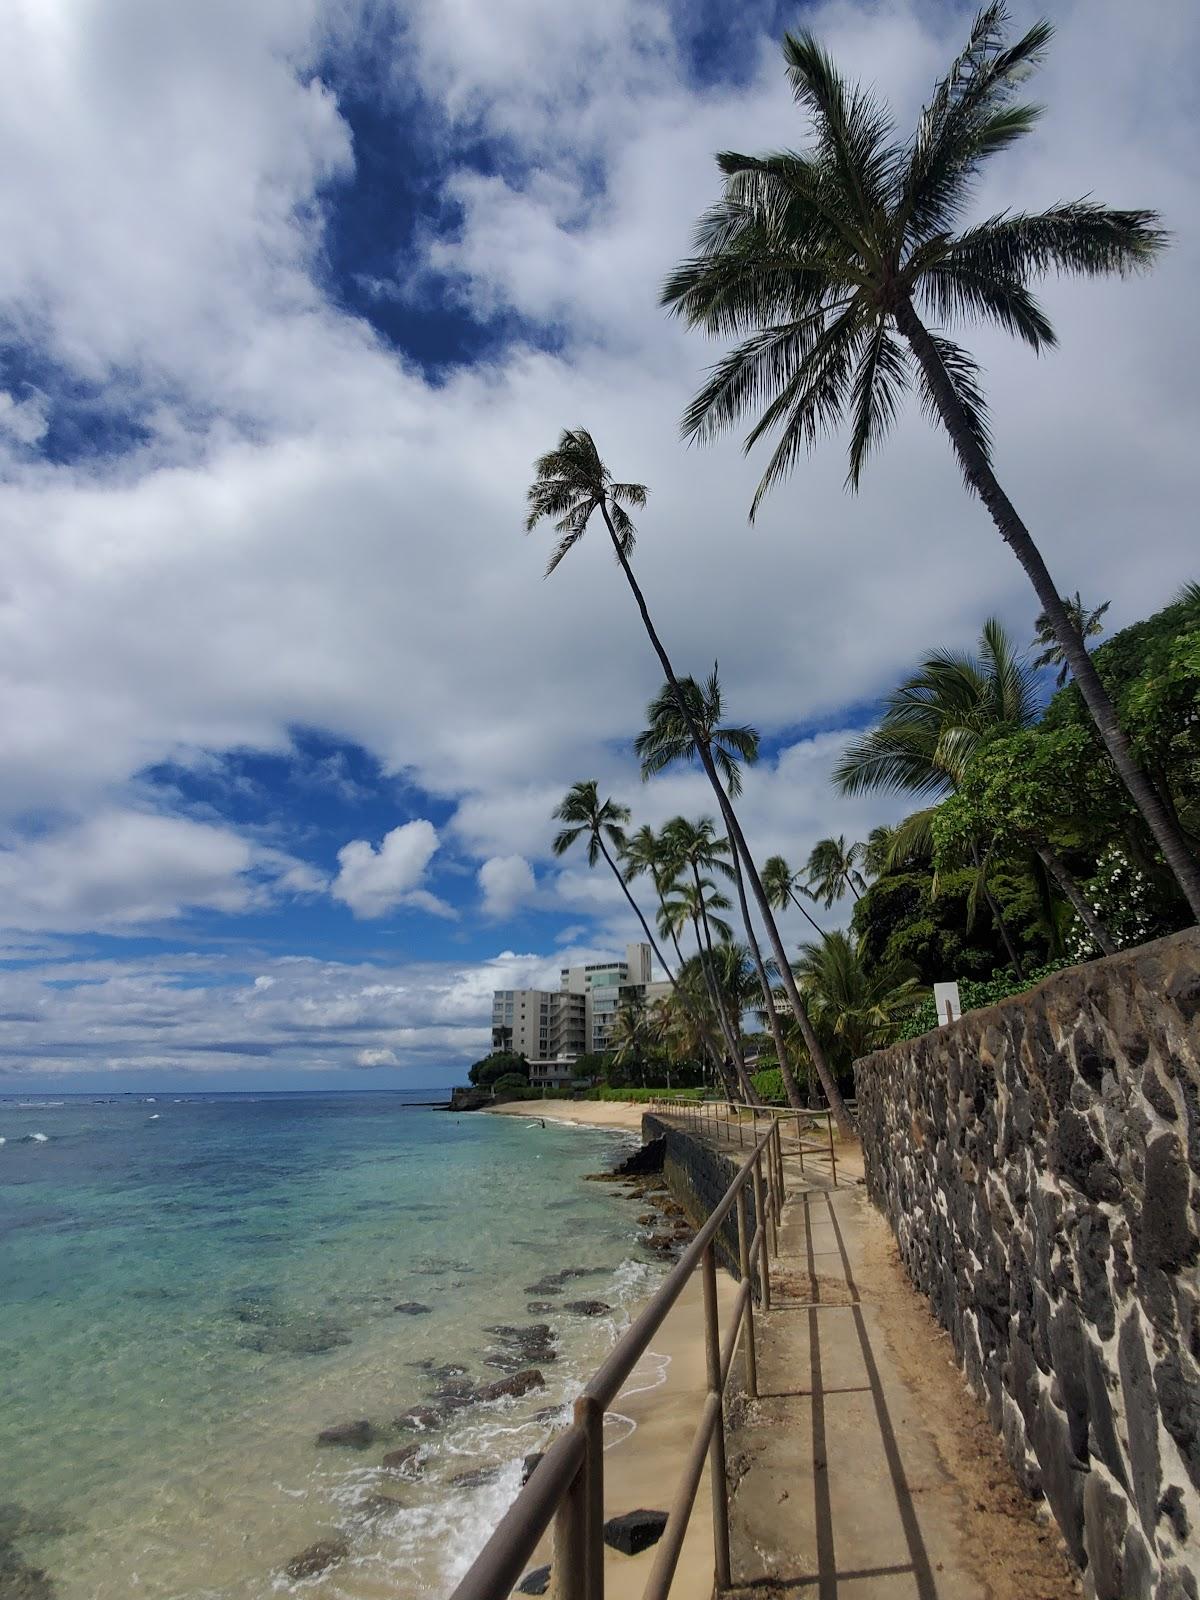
[
  {"left": 895, "top": 297, "right": 1200, "bottom": 922},
  {"left": 595, "top": 837, "right": 728, "bottom": 1082},
  {"left": 789, "top": 887, "right": 829, "bottom": 941},
  {"left": 972, "top": 839, "right": 1025, "bottom": 980},
  {"left": 690, "top": 905, "right": 753, "bottom": 1101},
  {"left": 730, "top": 848, "right": 805, "bottom": 1110},
  {"left": 598, "top": 505, "right": 856, "bottom": 1137},
  {"left": 1036, "top": 842, "right": 1117, "bottom": 957}
]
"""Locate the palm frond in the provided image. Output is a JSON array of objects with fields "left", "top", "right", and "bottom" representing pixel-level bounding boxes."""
[
  {"left": 846, "top": 324, "right": 912, "bottom": 488},
  {"left": 920, "top": 260, "right": 1055, "bottom": 349},
  {"left": 914, "top": 332, "right": 992, "bottom": 466},
  {"left": 944, "top": 202, "right": 1167, "bottom": 283}
]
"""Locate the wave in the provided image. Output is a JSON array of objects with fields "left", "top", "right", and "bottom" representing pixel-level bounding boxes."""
[
  {"left": 23, "top": 1132, "right": 50, "bottom": 1143},
  {"left": 148, "top": 1114, "right": 161, "bottom": 1122}
]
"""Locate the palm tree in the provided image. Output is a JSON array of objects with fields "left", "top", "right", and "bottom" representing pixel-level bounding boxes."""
[
  {"left": 762, "top": 853, "right": 828, "bottom": 939},
  {"left": 657, "top": 875, "right": 750, "bottom": 1100},
  {"left": 834, "top": 621, "right": 1035, "bottom": 975},
  {"left": 805, "top": 835, "right": 867, "bottom": 907},
  {"left": 1032, "top": 592, "right": 1110, "bottom": 686},
  {"left": 610, "top": 998, "right": 658, "bottom": 1088},
  {"left": 637, "top": 672, "right": 849, "bottom": 1126},
  {"left": 794, "top": 933, "right": 924, "bottom": 1068},
  {"left": 622, "top": 824, "right": 686, "bottom": 967},
  {"left": 836, "top": 619, "right": 1036, "bottom": 798},
  {"left": 527, "top": 432, "right": 851, "bottom": 1131},
  {"left": 661, "top": 4, "right": 1199, "bottom": 919}
]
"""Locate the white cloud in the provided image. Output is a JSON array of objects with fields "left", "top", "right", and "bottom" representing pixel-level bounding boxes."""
[
  {"left": 478, "top": 853, "right": 537, "bottom": 917},
  {"left": 0, "top": 810, "right": 311, "bottom": 932},
  {"left": 330, "top": 820, "right": 451, "bottom": 918},
  {"left": 0, "top": 388, "right": 49, "bottom": 447},
  {"left": 0, "top": 0, "right": 1193, "bottom": 1000},
  {"left": 356, "top": 1046, "right": 399, "bottom": 1067}
]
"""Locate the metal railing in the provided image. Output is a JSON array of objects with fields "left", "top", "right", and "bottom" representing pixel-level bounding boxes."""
[
  {"left": 646, "top": 1095, "right": 839, "bottom": 1188},
  {"left": 448, "top": 1118, "right": 783, "bottom": 1600}
]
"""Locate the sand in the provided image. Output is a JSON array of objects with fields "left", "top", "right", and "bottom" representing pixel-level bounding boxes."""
[{"left": 483, "top": 1098, "right": 649, "bottom": 1133}]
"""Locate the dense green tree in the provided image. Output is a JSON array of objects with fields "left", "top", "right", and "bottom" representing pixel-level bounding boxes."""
[
  {"left": 662, "top": 3, "right": 1199, "bottom": 916},
  {"left": 468, "top": 1052, "right": 529, "bottom": 1089},
  {"left": 794, "top": 932, "right": 923, "bottom": 1071}
]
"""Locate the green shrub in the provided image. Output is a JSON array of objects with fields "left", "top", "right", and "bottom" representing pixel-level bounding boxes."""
[
  {"left": 585, "top": 1086, "right": 706, "bottom": 1103},
  {"left": 896, "top": 960, "right": 1072, "bottom": 1042},
  {"left": 750, "top": 1068, "right": 786, "bottom": 1105},
  {"left": 492, "top": 1072, "right": 533, "bottom": 1092}
]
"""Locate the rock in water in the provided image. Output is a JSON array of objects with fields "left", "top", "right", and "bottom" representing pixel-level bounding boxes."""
[
  {"left": 611, "top": 1138, "right": 665, "bottom": 1177},
  {"left": 315, "top": 1419, "right": 376, "bottom": 1448},
  {"left": 381, "top": 1444, "right": 424, "bottom": 1475},
  {"left": 602, "top": 1509, "right": 669, "bottom": 1555},
  {"left": 284, "top": 1539, "right": 350, "bottom": 1580},
  {"left": 517, "top": 1565, "right": 551, "bottom": 1595},
  {"left": 521, "top": 1452, "right": 544, "bottom": 1486},
  {"left": 0, "top": 1546, "right": 56, "bottom": 1600},
  {"left": 563, "top": 1300, "right": 610, "bottom": 1317},
  {"left": 392, "top": 1302, "right": 432, "bottom": 1316},
  {"left": 475, "top": 1370, "right": 545, "bottom": 1403},
  {"left": 448, "top": 1465, "right": 502, "bottom": 1489}
]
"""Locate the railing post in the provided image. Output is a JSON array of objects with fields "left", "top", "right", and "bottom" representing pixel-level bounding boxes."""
[
  {"left": 773, "top": 1121, "right": 785, "bottom": 1213},
  {"left": 702, "top": 1243, "right": 732, "bottom": 1591},
  {"left": 795, "top": 1109, "right": 805, "bottom": 1173},
  {"left": 752, "top": 1152, "right": 771, "bottom": 1310},
  {"left": 827, "top": 1111, "right": 838, "bottom": 1188},
  {"left": 735, "top": 1186, "right": 758, "bottom": 1398},
  {"left": 552, "top": 1427, "right": 588, "bottom": 1600},
  {"left": 577, "top": 1395, "right": 604, "bottom": 1600},
  {"left": 737, "top": 1109, "right": 744, "bottom": 1149}
]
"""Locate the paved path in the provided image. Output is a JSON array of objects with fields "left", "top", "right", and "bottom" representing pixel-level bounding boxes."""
[{"left": 659, "top": 1113, "right": 1079, "bottom": 1600}]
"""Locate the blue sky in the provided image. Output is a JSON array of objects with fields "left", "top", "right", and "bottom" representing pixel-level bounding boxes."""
[{"left": 0, "top": 0, "right": 1195, "bottom": 1092}]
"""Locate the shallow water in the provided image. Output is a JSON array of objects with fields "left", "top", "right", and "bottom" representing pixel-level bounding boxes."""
[{"left": 0, "top": 1093, "right": 664, "bottom": 1597}]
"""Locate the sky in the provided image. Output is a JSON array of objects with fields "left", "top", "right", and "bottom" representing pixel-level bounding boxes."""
[{"left": 0, "top": 0, "right": 1195, "bottom": 1093}]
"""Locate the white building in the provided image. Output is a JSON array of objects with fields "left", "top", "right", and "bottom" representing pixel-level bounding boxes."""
[{"left": 491, "top": 943, "right": 659, "bottom": 1086}]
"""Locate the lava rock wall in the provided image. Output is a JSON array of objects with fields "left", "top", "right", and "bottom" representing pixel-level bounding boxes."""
[
  {"left": 642, "top": 1114, "right": 754, "bottom": 1278},
  {"left": 855, "top": 928, "right": 1200, "bottom": 1600}
]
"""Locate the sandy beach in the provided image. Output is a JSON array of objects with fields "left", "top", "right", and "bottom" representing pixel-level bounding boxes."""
[
  {"left": 483, "top": 1097, "right": 648, "bottom": 1133},
  {"left": 484, "top": 1095, "right": 736, "bottom": 1600}
]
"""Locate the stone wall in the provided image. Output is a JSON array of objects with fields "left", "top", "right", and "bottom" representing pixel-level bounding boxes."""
[
  {"left": 642, "top": 1114, "right": 756, "bottom": 1278},
  {"left": 854, "top": 928, "right": 1200, "bottom": 1600}
]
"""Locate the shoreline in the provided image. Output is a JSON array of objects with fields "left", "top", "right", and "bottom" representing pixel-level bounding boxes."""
[
  {"left": 483, "top": 1095, "right": 731, "bottom": 1600},
  {"left": 482, "top": 1097, "right": 648, "bottom": 1133}
]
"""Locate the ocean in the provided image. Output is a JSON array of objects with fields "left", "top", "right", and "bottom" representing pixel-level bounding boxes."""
[{"left": 0, "top": 1092, "right": 665, "bottom": 1598}]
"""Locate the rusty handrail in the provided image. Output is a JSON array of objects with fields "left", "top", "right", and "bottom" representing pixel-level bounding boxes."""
[
  {"left": 649, "top": 1093, "right": 839, "bottom": 1187},
  {"left": 448, "top": 1119, "right": 780, "bottom": 1600}
]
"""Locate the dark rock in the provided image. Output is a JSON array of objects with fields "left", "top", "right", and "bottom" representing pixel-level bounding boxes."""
[
  {"left": 0, "top": 1546, "right": 55, "bottom": 1600},
  {"left": 449, "top": 1465, "right": 502, "bottom": 1489},
  {"left": 1029, "top": 1393, "right": 1086, "bottom": 1567},
  {"left": 1158, "top": 1484, "right": 1189, "bottom": 1543},
  {"left": 1136, "top": 1136, "right": 1197, "bottom": 1274},
  {"left": 392, "top": 1302, "right": 433, "bottom": 1316},
  {"left": 612, "top": 1138, "right": 666, "bottom": 1176},
  {"left": 241, "top": 1319, "right": 351, "bottom": 1356},
  {"left": 1083, "top": 1342, "right": 1128, "bottom": 1491},
  {"left": 316, "top": 1419, "right": 376, "bottom": 1448},
  {"left": 381, "top": 1444, "right": 424, "bottom": 1475},
  {"left": 521, "top": 1452, "right": 544, "bottom": 1486},
  {"left": 357, "top": 1492, "right": 405, "bottom": 1519},
  {"left": 284, "top": 1538, "right": 350, "bottom": 1580},
  {"left": 1121, "top": 1524, "right": 1154, "bottom": 1600},
  {"left": 0, "top": 1507, "right": 68, "bottom": 1545},
  {"left": 1154, "top": 1351, "right": 1200, "bottom": 1491},
  {"left": 517, "top": 1565, "right": 551, "bottom": 1595},
  {"left": 1142, "top": 1067, "right": 1178, "bottom": 1122},
  {"left": 1082, "top": 1470, "right": 1130, "bottom": 1600},
  {"left": 1050, "top": 1107, "right": 1120, "bottom": 1202},
  {"left": 602, "top": 1509, "right": 669, "bottom": 1556},
  {"left": 1155, "top": 1572, "right": 1199, "bottom": 1600},
  {"left": 1119, "top": 1315, "right": 1162, "bottom": 1531},
  {"left": 526, "top": 1301, "right": 555, "bottom": 1315},
  {"left": 563, "top": 1300, "right": 610, "bottom": 1317},
  {"left": 392, "top": 1405, "right": 446, "bottom": 1431},
  {"left": 475, "top": 1370, "right": 545, "bottom": 1404}
]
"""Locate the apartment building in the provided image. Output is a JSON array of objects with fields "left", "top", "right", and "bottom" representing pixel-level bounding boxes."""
[{"left": 491, "top": 943, "right": 658, "bottom": 1086}]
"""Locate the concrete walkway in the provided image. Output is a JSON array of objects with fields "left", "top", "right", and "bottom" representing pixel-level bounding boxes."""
[{"left": 676, "top": 1118, "right": 1080, "bottom": 1600}]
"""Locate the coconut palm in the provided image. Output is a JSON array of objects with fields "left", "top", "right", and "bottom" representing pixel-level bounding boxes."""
[
  {"left": 1032, "top": 591, "right": 1110, "bottom": 686},
  {"left": 526, "top": 431, "right": 847, "bottom": 1126},
  {"left": 622, "top": 824, "right": 686, "bottom": 966},
  {"left": 806, "top": 835, "right": 868, "bottom": 907},
  {"left": 661, "top": 4, "right": 1199, "bottom": 919},
  {"left": 637, "top": 672, "right": 849, "bottom": 1126},
  {"left": 836, "top": 619, "right": 1035, "bottom": 798},
  {"left": 794, "top": 932, "right": 923, "bottom": 1069},
  {"left": 610, "top": 998, "right": 659, "bottom": 1088},
  {"left": 762, "top": 854, "right": 828, "bottom": 940},
  {"left": 834, "top": 621, "right": 1036, "bottom": 975},
  {"left": 657, "top": 876, "right": 749, "bottom": 1100}
]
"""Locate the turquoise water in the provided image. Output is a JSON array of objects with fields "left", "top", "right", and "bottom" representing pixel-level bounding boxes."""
[{"left": 0, "top": 1094, "right": 662, "bottom": 1598}]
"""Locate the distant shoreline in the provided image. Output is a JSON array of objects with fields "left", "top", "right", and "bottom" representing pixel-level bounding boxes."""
[{"left": 482, "top": 1097, "right": 646, "bottom": 1133}]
